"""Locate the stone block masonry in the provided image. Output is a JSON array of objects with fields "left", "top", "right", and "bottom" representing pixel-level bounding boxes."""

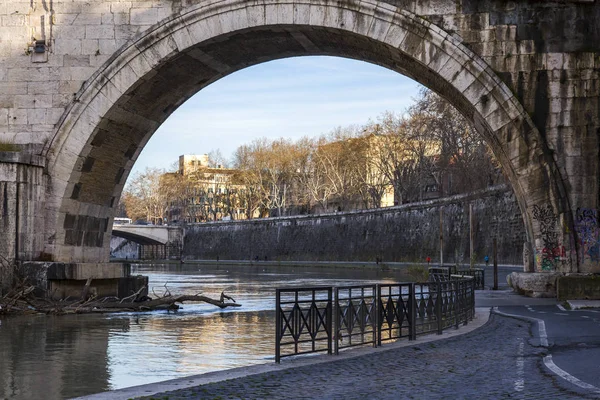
[
  {"left": 0, "top": 152, "right": 46, "bottom": 261},
  {"left": 184, "top": 185, "right": 526, "bottom": 265},
  {"left": 1, "top": 0, "right": 600, "bottom": 275}
]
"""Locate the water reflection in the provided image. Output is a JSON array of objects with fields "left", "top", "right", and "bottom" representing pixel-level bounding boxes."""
[
  {"left": 0, "top": 263, "right": 414, "bottom": 399},
  {"left": 0, "top": 314, "right": 117, "bottom": 399}
]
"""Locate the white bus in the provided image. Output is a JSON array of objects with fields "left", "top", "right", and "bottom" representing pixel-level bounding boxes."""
[{"left": 113, "top": 217, "right": 132, "bottom": 225}]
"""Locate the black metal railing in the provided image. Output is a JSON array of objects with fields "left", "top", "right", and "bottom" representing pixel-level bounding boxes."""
[
  {"left": 275, "top": 287, "right": 332, "bottom": 362},
  {"left": 429, "top": 267, "right": 485, "bottom": 290},
  {"left": 414, "top": 281, "right": 441, "bottom": 335},
  {"left": 335, "top": 285, "right": 377, "bottom": 354},
  {"left": 455, "top": 268, "right": 485, "bottom": 290},
  {"left": 378, "top": 283, "right": 414, "bottom": 343},
  {"left": 275, "top": 277, "right": 475, "bottom": 362}
]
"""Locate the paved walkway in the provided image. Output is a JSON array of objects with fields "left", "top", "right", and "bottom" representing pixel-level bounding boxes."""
[
  {"left": 75, "top": 305, "right": 600, "bottom": 399},
  {"left": 74, "top": 289, "right": 600, "bottom": 400},
  {"left": 133, "top": 312, "right": 597, "bottom": 400}
]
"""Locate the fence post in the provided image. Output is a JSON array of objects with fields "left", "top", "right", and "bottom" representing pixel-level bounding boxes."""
[
  {"left": 327, "top": 288, "right": 333, "bottom": 356},
  {"left": 469, "top": 203, "right": 474, "bottom": 269},
  {"left": 275, "top": 288, "right": 281, "bottom": 363},
  {"left": 471, "top": 279, "right": 476, "bottom": 320},
  {"left": 440, "top": 208, "right": 444, "bottom": 266},
  {"left": 454, "top": 280, "right": 459, "bottom": 329},
  {"left": 373, "top": 285, "right": 378, "bottom": 348},
  {"left": 334, "top": 287, "right": 339, "bottom": 355},
  {"left": 409, "top": 283, "right": 416, "bottom": 340},
  {"left": 436, "top": 282, "right": 443, "bottom": 335},
  {"left": 493, "top": 238, "right": 498, "bottom": 290},
  {"left": 377, "top": 285, "right": 382, "bottom": 346},
  {"left": 481, "top": 268, "right": 485, "bottom": 290},
  {"left": 463, "top": 280, "right": 469, "bottom": 325}
]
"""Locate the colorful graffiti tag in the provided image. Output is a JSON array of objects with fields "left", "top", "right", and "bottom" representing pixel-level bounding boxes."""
[
  {"left": 532, "top": 204, "right": 564, "bottom": 271},
  {"left": 575, "top": 208, "right": 600, "bottom": 262}
]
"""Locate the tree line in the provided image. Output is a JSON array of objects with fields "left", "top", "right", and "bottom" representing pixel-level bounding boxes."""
[{"left": 121, "top": 89, "right": 503, "bottom": 224}]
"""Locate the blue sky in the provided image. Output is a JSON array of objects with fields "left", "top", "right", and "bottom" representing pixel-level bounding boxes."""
[{"left": 128, "top": 56, "right": 423, "bottom": 181}]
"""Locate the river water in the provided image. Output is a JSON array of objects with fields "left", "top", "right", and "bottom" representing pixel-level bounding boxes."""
[{"left": 0, "top": 263, "right": 416, "bottom": 400}]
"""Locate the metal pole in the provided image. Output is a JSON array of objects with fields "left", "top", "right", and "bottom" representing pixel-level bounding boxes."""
[
  {"left": 454, "top": 280, "right": 459, "bottom": 329},
  {"left": 469, "top": 203, "right": 474, "bottom": 269},
  {"left": 377, "top": 285, "right": 382, "bottom": 346},
  {"left": 371, "top": 285, "right": 377, "bottom": 348},
  {"left": 436, "top": 283, "right": 443, "bottom": 335},
  {"left": 409, "top": 284, "right": 416, "bottom": 340},
  {"left": 493, "top": 238, "right": 498, "bottom": 290},
  {"left": 275, "top": 289, "right": 281, "bottom": 363},
  {"left": 439, "top": 208, "right": 444, "bottom": 266},
  {"left": 334, "top": 287, "right": 339, "bottom": 355},
  {"left": 327, "top": 288, "right": 333, "bottom": 356}
]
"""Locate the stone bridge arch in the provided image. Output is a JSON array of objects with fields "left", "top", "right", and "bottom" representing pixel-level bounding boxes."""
[{"left": 41, "top": 0, "right": 574, "bottom": 271}]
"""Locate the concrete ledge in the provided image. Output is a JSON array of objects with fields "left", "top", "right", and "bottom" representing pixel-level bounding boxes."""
[
  {"left": 567, "top": 300, "right": 600, "bottom": 309},
  {"left": 557, "top": 275, "right": 600, "bottom": 300},
  {"left": 19, "top": 261, "right": 146, "bottom": 299},
  {"left": 507, "top": 272, "right": 561, "bottom": 298},
  {"left": 46, "top": 262, "right": 131, "bottom": 280}
]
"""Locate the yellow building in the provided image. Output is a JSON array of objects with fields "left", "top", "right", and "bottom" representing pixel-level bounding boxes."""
[{"left": 167, "top": 155, "right": 248, "bottom": 223}]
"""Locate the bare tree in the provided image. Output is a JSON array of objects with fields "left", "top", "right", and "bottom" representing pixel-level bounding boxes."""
[
  {"left": 122, "top": 167, "right": 181, "bottom": 224},
  {"left": 410, "top": 89, "right": 501, "bottom": 195}
]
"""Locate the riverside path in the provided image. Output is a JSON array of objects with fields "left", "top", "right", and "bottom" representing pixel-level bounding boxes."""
[
  {"left": 75, "top": 292, "right": 600, "bottom": 400},
  {"left": 128, "top": 312, "right": 600, "bottom": 399}
]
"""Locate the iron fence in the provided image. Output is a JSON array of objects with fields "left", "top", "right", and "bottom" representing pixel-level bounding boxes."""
[
  {"left": 378, "top": 283, "right": 414, "bottom": 343},
  {"left": 429, "top": 267, "right": 485, "bottom": 290},
  {"left": 275, "top": 287, "right": 332, "bottom": 363},
  {"left": 455, "top": 268, "right": 485, "bottom": 290},
  {"left": 335, "top": 285, "right": 377, "bottom": 354},
  {"left": 276, "top": 277, "right": 475, "bottom": 362}
]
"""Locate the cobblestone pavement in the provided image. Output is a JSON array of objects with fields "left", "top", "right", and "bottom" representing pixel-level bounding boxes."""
[{"left": 138, "top": 314, "right": 599, "bottom": 400}]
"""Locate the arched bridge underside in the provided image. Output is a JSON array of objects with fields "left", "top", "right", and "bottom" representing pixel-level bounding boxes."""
[
  {"left": 111, "top": 228, "right": 166, "bottom": 246},
  {"left": 2, "top": 0, "right": 599, "bottom": 273}
]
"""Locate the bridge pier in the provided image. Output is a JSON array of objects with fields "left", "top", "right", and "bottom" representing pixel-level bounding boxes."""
[
  {"left": 0, "top": 153, "right": 147, "bottom": 298},
  {"left": 19, "top": 261, "right": 148, "bottom": 300},
  {"left": 0, "top": 152, "right": 46, "bottom": 262}
]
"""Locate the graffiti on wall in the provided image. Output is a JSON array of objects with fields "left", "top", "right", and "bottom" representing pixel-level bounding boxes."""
[
  {"left": 532, "top": 204, "right": 565, "bottom": 271},
  {"left": 575, "top": 208, "right": 600, "bottom": 262}
]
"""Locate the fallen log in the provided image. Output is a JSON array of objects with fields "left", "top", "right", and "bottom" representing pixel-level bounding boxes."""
[
  {"left": 86, "top": 294, "right": 241, "bottom": 311},
  {"left": 2, "top": 289, "right": 241, "bottom": 314},
  {"left": 1, "top": 269, "right": 242, "bottom": 314}
]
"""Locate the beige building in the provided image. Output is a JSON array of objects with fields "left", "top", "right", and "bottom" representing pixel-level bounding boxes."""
[{"left": 167, "top": 155, "right": 248, "bottom": 223}]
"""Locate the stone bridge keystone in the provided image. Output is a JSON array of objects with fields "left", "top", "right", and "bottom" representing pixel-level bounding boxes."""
[{"left": 1, "top": 0, "right": 599, "bottom": 278}]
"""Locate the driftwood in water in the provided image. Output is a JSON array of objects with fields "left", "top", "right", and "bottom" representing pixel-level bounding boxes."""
[
  {"left": 1, "top": 254, "right": 240, "bottom": 315},
  {"left": 82, "top": 293, "right": 241, "bottom": 313},
  {"left": 1, "top": 276, "right": 241, "bottom": 315}
]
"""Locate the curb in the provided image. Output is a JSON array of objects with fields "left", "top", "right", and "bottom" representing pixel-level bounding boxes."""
[{"left": 491, "top": 307, "right": 600, "bottom": 395}]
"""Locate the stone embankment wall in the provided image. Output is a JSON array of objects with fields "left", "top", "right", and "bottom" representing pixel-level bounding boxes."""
[
  {"left": 184, "top": 185, "right": 526, "bottom": 265},
  {"left": 109, "top": 237, "right": 139, "bottom": 260}
]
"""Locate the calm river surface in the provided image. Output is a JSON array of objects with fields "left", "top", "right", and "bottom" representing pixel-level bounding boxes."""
[{"left": 0, "top": 263, "right": 416, "bottom": 400}]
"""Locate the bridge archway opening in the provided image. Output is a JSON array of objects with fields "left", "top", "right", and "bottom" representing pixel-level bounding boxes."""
[{"left": 44, "top": 1, "right": 573, "bottom": 271}]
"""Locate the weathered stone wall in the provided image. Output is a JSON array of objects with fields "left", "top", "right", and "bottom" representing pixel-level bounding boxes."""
[
  {"left": 184, "top": 185, "right": 526, "bottom": 265},
  {"left": 0, "top": 0, "right": 598, "bottom": 273},
  {"left": 109, "top": 236, "right": 139, "bottom": 259},
  {"left": 0, "top": 152, "right": 46, "bottom": 261}
]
